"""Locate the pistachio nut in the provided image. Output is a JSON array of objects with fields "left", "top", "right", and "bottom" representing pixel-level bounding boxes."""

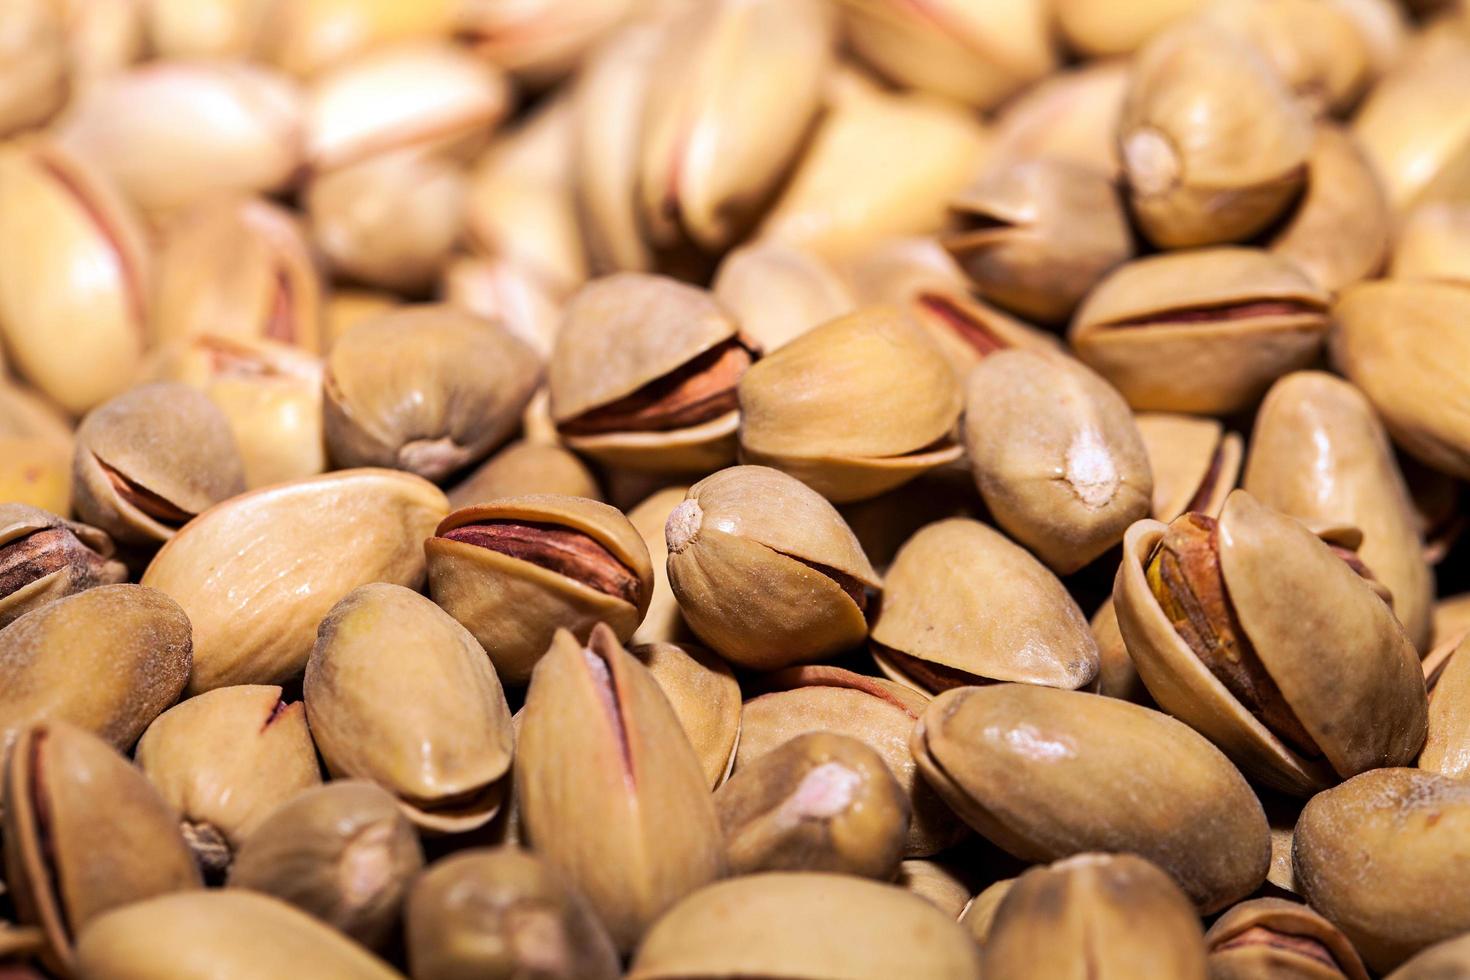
[
  {"left": 0, "top": 504, "right": 126, "bottom": 629},
  {"left": 60, "top": 0, "right": 145, "bottom": 91},
  {"left": 425, "top": 494, "right": 653, "bottom": 684},
  {"left": 1244, "top": 371, "right": 1434, "bottom": 651},
  {"left": 1330, "top": 280, "right": 1470, "bottom": 479},
  {"left": 261, "top": 0, "right": 457, "bottom": 78},
  {"left": 960, "top": 878, "right": 1014, "bottom": 950},
  {"left": 1387, "top": 933, "right": 1470, "bottom": 980},
  {"left": 1090, "top": 597, "right": 1150, "bottom": 703},
  {"left": 911, "top": 683, "right": 1270, "bottom": 912},
  {"left": 1293, "top": 768, "right": 1470, "bottom": 972},
  {"left": 56, "top": 61, "right": 304, "bottom": 219},
  {"left": 715, "top": 731, "right": 908, "bottom": 880},
  {"left": 738, "top": 308, "right": 962, "bottom": 503},
  {"left": 0, "top": 138, "right": 149, "bottom": 415},
  {"left": 228, "top": 780, "right": 424, "bottom": 948},
  {"left": 627, "top": 485, "right": 691, "bottom": 646},
  {"left": 448, "top": 440, "right": 601, "bottom": 508},
  {"left": 141, "top": 468, "right": 448, "bottom": 692},
  {"left": 0, "top": 0, "right": 67, "bottom": 137},
  {"left": 871, "top": 517, "right": 1100, "bottom": 693},
  {"left": 0, "top": 438, "right": 72, "bottom": 517},
  {"left": 134, "top": 685, "right": 322, "bottom": 873},
  {"left": 942, "top": 159, "right": 1133, "bottom": 326},
  {"left": 1136, "top": 413, "right": 1242, "bottom": 523},
  {"left": 441, "top": 255, "right": 564, "bottom": 360},
  {"left": 1070, "top": 247, "right": 1331, "bottom": 415},
  {"left": 835, "top": 0, "right": 1054, "bottom": 110},
  {"left": 1391, "top": 202, "right": 1470, "bottom": 285},
  {"left": 516, "top": 625, "right": 725, "bottom": 952},
  {"left": 1268, "top": 124, "right": 1390, "bottom": 295},
  {"left": 0, "top": 584, "right": 191, "bottom": 755},
  {"left": 73, "top": 890, "right": 404, "bottom": 979},
  {"left": 632, "top": 641, "right": 740, "bottom": 789},
  {"left": 457, "top": 0, "right": 635, "bottom": 85},
  {"left": 963, "top": 348, "right": 1152, "bottom": 571},
  {"left": 628, "top": 873, "right": 983, "bottom": 980},
  {"left": 736, "top": 665, "right": 967, "bottom": 857},
  {"left": 1053, "top": 0, "right": 1201, "bottom": 56},
  {"left": 73, "top": 382, "right": 247, "bottom": 546},
  {"left": 1115, "top": 490, "right": 1427, "bottom": 794},
  {"left": 3, "top": 721, "right": 202, "bottom": 974},
  {"left": 988, "top": 61, "right": 1128, "bottom": 177},
  {"left": 711, "top": 241, "right": 854, "bottom": 353},
  {"left": 1421, "top": 634, "right": 1470, "bottom": 778},
  {"left": 324, "top": 288, "right": 399, "bottom": 350},
  {"left": 306, "top": 583, "right": 514, "bottom": 833},
  {"left": 982, "top": 853, "right": 1208, "bottom": 979},
  {"left": 665, "top": 465, "right": 879, "bottom": 669},
  {"left": 151, "top": 195, "right": 323, "bottom": 354},
  {"left": 894, "top": 859, "right": 974, "bottom": 917},
  {"left": 144, "top": 0, "right": 269, "bottom": 58},
  {"left": 1205, "top": 897, "right": 1370, "bottom": 980},
  {"left": 1119, "top": 22, "right": 1313, "bottom": 248},
  {"left": 405, "top": 847, "right": 620, "bottom": 980},
  {"left": 0, "top": 377, "right": 74, "bottom": 447}
]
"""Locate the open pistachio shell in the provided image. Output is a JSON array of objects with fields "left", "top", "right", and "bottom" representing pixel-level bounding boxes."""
[
  {"left": 0, "top": 584, "right": 191, "bottom": 755},
  {"left": 405, "top": 847, "right": 620, "bottom": 980},
  {"left": 963, "top": 348, "right": 1152, "bottom": 572},
  {"left": 628, "top": 485, "right": 693, "bottom": 647},
  {"left": 664, "top": 465, "right": 879, "bottom": 669},
  {"left": 871, "top": 517, "right": 1099, "bottom": 693},
  {"left": 1244, "top": 371, "right": 1434, "bottom": 651},
  {"left": 425, "top": 494, "right": 653, "bottom": 685},
  {"left": 228, "top": 780, "right": 424, "bottom": 948},
  {"left": 912, "top": 683, "right": 1269, "bottom": 913},
  {"left": 0, "top": 0, "right": 67, "bottom": 137},
  {"left": 448, "top": 440, "right": 601, "bottom": 507},
  {"left": 306, "top": 583, "right": 514, "bottom": 833},
  {"left": 738, "top": 308, "right": 962, "bottom": 503},
  {"left": 141, "top": 468, "right": 448, "bottom": 693},
  {"left": 632, "top": 641, "right": 740, "bottom": 790},
  {"left": 1070, "top": 248, "right": 1331, "bottom": 415},
  {"left": 1391, "top": 202, "right": 1470, "bottom": 285},
  {"left": 983, "top": 853, "right": 1208, "bottom": 979},
  {"left": 1053, "top": 0, "right": 1200, "bottom": 56},
  {"left": 1205, "top": 897, "right": 1370, "bottom": 980},
  {"left": 1421, "top": 635, "right": 1470, "bottom": 778},
  {"left": 3, "top": 721, "right": 202, "bottom": 975},
  {"left": 1293, "top": 768, "right": 1470, "bottom": 973},
  {"left": 0, "top": 503, "right": 126, "bottom": 629},
  {"left": 516, "top": 625, "right": 725, "bottom": 952},
  {"left": 1136, "top": 413, "right": 1241, "bottom": 523},
  {"left": 711, "top": 241, "right": 854, "bottom": 353},
  {"left": 628, "top": 873, "right": 983, "bottom": 980},
  {"left": 73, "top": 890, "right": 404, "bottom": 979},
  {"left": 135, "top": 685, "right": 321, "bottom": 873}
]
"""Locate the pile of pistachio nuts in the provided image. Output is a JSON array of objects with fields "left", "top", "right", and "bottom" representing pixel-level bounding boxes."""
[{"left": 3, "top": 0, "right": 1470, "bottom": 977}]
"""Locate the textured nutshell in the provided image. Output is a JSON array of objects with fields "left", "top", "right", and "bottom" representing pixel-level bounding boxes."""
[
  {"left": 1204, "top": 896, "right": 1369, "bottom": 980},
  {"left": 0, "top": 503, "right": 127, "bottom": 630}
]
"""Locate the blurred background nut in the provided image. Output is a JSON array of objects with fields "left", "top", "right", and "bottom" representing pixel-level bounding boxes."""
[
  {"left": 0, "top": 382, "right": 75, "bottom": 516},
  {"left": 0, "top": 0, "right": 68, "bottom": 137},
  {"left": 59, "top": 0, "right": 146, "bottom": 93},
  {"left": 448, "top": 440, "right": 602, "bottom": 508},
  {"left": 142, "top": 0, "right": 271, "bottom": 59},
  {"left": 441, "top": 255, "right": 564, "bottom": 359},
  {"left": 456, "top": 0, "right": 639, "bottom": 87},
  {"left": 261, "top": 0, "right": 456, "bottom": 78},
  {"left": 0, "top": 504, "right": 126, "bottom": 629},
  {"left": 1205, "top": 897, "right": 1369, "bottom": 980},
  {"left": 711, "top": 241, "right": 854, "bottom": 354},
  {"left": 1391, "top": 202, "right": 1470, "bottom": 284},
  {"left": 987, "top": 61, "right": 1128, "bottom": 176},
  {"left": 1053, "top": 0, "right": 1202, "bottom": 57}
]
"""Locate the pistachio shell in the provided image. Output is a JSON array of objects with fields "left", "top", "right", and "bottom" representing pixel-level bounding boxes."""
[
  {"left": 425, "top": 494, "right": 653, "bottom": 684},
  {"left": 894, "top": 860, "right": 974, "bottom": 917},
  {"left": 457, "top": 0, "right": 637, "bottom": 85},
  {"left": 516, "top": 625, "right": 725, "bottom": 952},
  {"left": 628, "top": 873, "right": 983, "bottom": 979},
  {"left": 628, "top": 485, "right": 692, "bottom": 647},
  {"left": 1136, "top": 413, "right": 1241, "bottom": 522},
  {"left": 1388, "top": 933, "right": 1470, "bottom": 980},
  {"left": 262, "top": 0, "right": 457, "bottom": 78},
  {"left": 0, "top": 439, "right": 71, "bottom": 516},
  {"left": 1392, "top": 202, "right": 1470, "bottom": 285},
  {"left": 0, "top": 584, "right": 191, "bottom": 755},
  {"left": 987, "top": 61, "right": 1128, "bottom": 177},
  {"left": 1244, "top": 371, "right": 1433, "bottom": 650},
  {"left": 1070, "top": 247, "right": 1331, "bottom": 415},
  {"left": 405, "top": 847, "right": 620, "bottom": 980},
  {"left": 871, "top": 517, "right": 1099, "bottom": 692},
  {"left": 441, "top": 255, "right": 563, "bottom": 359},
  {"left": 62, "top": 0, "right": 145, "bottom": 88},
  {"left": 960, "top": 878, "right": 1014, "bottom": 949},
  {"left": 1089, "top": 597, "right": 1150, "bottom": 704},
  {"left": 1200, "top": 0, "right": 1373, "bottom": 115},
  {"left": 0, "top": 0, "right": 67, "bottom": 137},
  {"left": 448, "top": 440, "right": 601, "bottom": 507},
  {"left": 1421, "top": 635, "right": 1470, "bottom": 778},
  {"left": 0, "top": 503, "right": 126, "bottom": 629},
  {"left": 73, "top": 890, "right": 404, "bottom": 979},
  {"left": 1053, "top": 0, "right": 1201, "bottom": 56},
  {"left": 712, "top": 241, "right": 854, "bottom": 353},
  {"left": 963, "top": 349, "right": 1153, "bottom": 572},
  {"left": 145, "top": 0, "right": 270, "bottom": 57},
  {"left": 632, "top": 641, "right": 740, "bottom": 789},
  {"left": 837, "top": 464, "right": 983, "bottom": 574},
  {"left": 228, "top": 780, "right": 424, "bottom": 948},
  {"left": 1293, "top": 768, "right": 1470, "bottom": 972},
  {"left": 324, "top": 288, "right": 399, "bottom": 350},
  {"left": 141, "top": 468, "right": 448, "bottom": 693},
  {"left": 911, "top": 683, "right": 1269, "bottom": 912},
  {"left": 3, "top": 721, "right": 202, "bottom": 974},
  {"left": 1434, "top": 593, "right": 1470, "bottom": 650},
  {"left": 306, "top": 583, "right": 514, "bottom": 833},
  {"left": 1205, "top": 897, "right": 1369, "bottom": 980}
]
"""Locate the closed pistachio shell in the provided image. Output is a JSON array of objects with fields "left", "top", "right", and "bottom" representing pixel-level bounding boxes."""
[
  {"left": 73, "top": 890, "right": 404, "bottom": 979},
  {"left": 73, "top": 382, "right": 247, "bottom": 546},
  {"left": 739, "top": 308, "right": 962, "bottom": 502},
  {"left": 665, "top": 465, "right": 879, "bottom": 669},
  {"left": 0, "top": 139, "right": 148, "bottom": 415},
  {"left": 1245, "top": 371, "right": 1433, "bottom": 650},
  {"left": 988, "top": 61, "right": 1128, "bottom": 177},
  {"left": 1089, "top": 597, "right": 1150, "bottom": 704},
  {"left": 442, "top": 255, "right": 564, "bottom": 360},
  {"left": 144, "top": 0, "right": 269, "bottom": 57},
  {"left": 306, "top": 583, "right": 514, "bottom": 833},
  {"left": 983, "top": 853, "right": 1207, "bottom": 980},
  {"left": 135, "top": 685, "right": 322, "bottom": 872},
  {"left": 0, "top": 584, "right": 191, "bottom": 755},
  {"left": 1070, "top": 248, "right": 1331, "bottom": 415},
  {"left": 871, "top": 517, "right": 1099, "bottom": 693},
  {"left": 405, "top": 847, "right": 620, "bottom": 980},
  {"left": 457, "top": 0, "right": 637, "bottom": 85},
  {"left": 448, "top": 440, "right": 601, "bottom": 508},
  {"left": 141, "top": 468, "right": 448, "bottom": 693},
  {"left": 628, "top": 873, "right": 983, "bottom": 979},
  {"left": 632, "top": 641, "right": 740, "bottom": 789},
  {"left": 1293, "top": 768, "right": 1470, "bottom": 973},
  {"left": 963, "top": 349, "right": 1153, "bottom": 572},
  {"left": 426, "top": 494, "right": 653, "bottom": 684},
  {"left": 1053, "top": 0, "right": 1201, "bottom": 56},
  {"left": 228, "top": 780, "right": 424, "bottom": 948},
  {"left": 912, "top": 683, "right": 1269, "bottom": 912},
  {"left": 57, "top": 61, "right": 304, "bottom": 219},
  {"left": 1332, "top": 281, "right": 1470, "bottom": 479},
  {"left": 1135, "top": 413, "right": 1241, "bottom": 522},
  {"left": 1421, "top": 635, "right": 1470, "bottom": 778},
  {"left": 712, "top": 241, "right": 854, "bottom": 353},
  {"left": 1205, "top": 897, "right": 1369, "bottom": 980},
  {"left": 262, "top": 0, "right": 457, "bottom": 78},
  {"left": 736, "top": 666, "right": 966, "bottom": 857},
  {"left": 3, "top": 721, "right": 202, "bottom": 975},
  {"left": 894, "top": 860, "right": 974, "bottom": 917},
  {"left": 1388, "top": 933, "right": 1470, "bottom": 980},
  {"left": 1392, "top": 202, "right": 1470, "bottom": 285},
  {"left": 0, "top": 503, "right": 126, "bottom": 629},
  {"left": 517, "top": 625, "right": 725, "bottom": 952},
  {"left": 0, "top": 0, "right": 68, "bottom": 137},
  {"left": 1201, "top": 0, "right": 1373, "bottom": 115}
]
